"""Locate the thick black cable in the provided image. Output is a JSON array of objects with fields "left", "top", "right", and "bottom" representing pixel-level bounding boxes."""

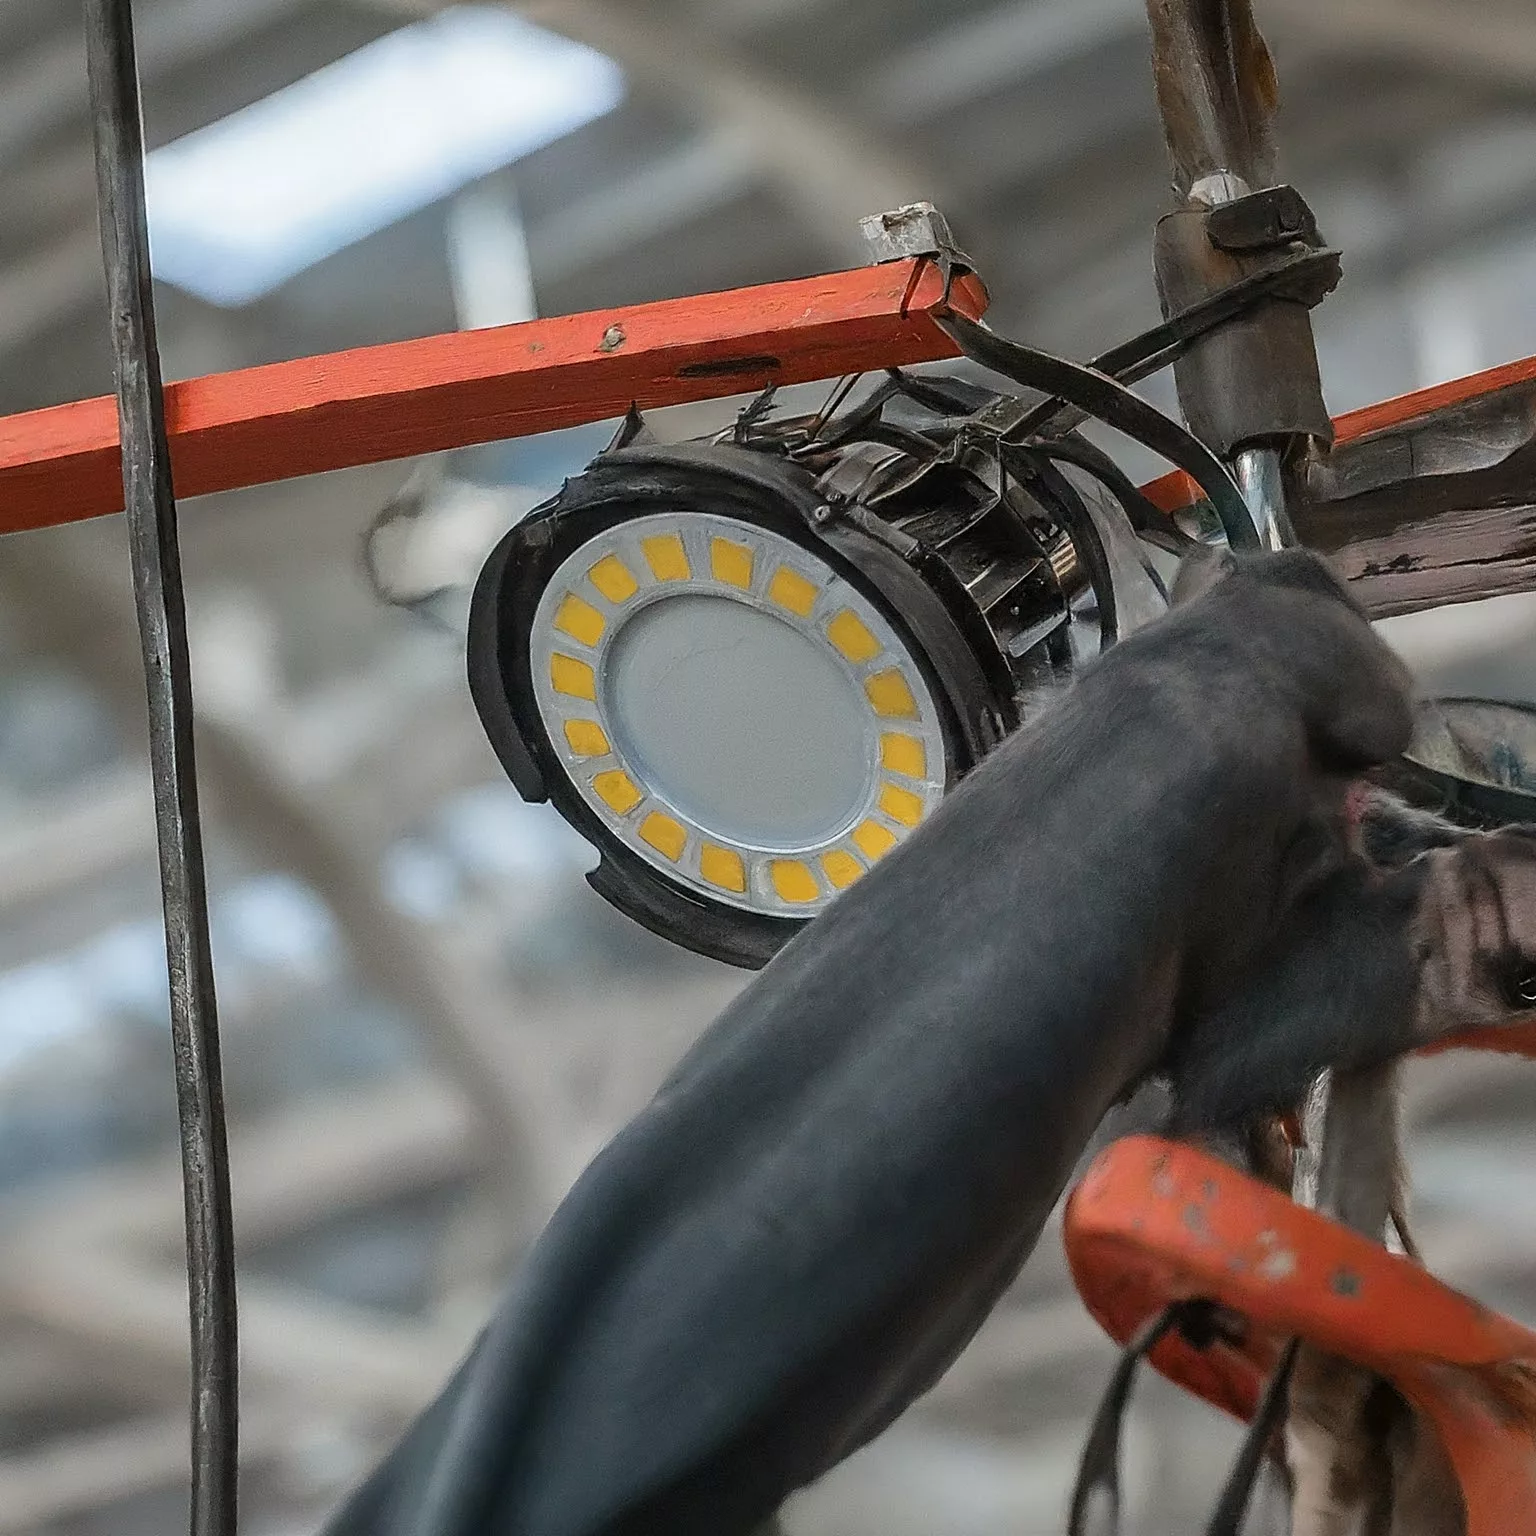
[
  {"left": 1206, "top": 1339, "right": 1301, "bottom": 1536},
  {"left": 83, "top": 2, "right": 239, "bottom": 1533}
]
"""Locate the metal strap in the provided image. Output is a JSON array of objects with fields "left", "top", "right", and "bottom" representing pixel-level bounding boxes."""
[
  {"left": 998, "top": 244, "right": 1341, "bottom": 443},
  {"left": 935, "top": 310, "right": 1257, "bottom": 549}
]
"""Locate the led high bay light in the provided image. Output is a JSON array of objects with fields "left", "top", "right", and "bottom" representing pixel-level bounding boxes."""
[
  {"left": 468, "top": 442, "right": 1014, "bottom": 967},
  {"left": 467, "top": 299, "right": 1225, "bottom": 969}
]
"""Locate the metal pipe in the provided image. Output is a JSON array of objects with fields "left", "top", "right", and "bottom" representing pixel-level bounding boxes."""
[
  {"left": 1149, "top": 4, "right": 1315, "bottom": 555},
  {"left": 1186, "top": 171, "right": 1299, "bottom": 553},
  {"left": 1233, "top": 444, "right": 1295, "bottom": 551},
  {"left": 81, "top": 2, "right": 239, "bottom": 1533}
]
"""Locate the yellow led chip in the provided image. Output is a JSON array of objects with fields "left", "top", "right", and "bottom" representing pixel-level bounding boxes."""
[
  {"left": 550, "top": 653, "right": 596, "bottom": 700},
  {"left": 768, "top": 566, "right": 818, "bottom": 617},
  {"left": 639, "top": 811, "right": 687, "bottom": 861},
  {"left": 700, "top": 844, "right": 747, "bottom": 893},
  {"left": 820, "top": 850, "right": 863, "bottom": 889},
  {"left": 880, "top": 732, "right": 926, "bottom": 779},
  {"left": 563, "top": 719, "right": 611, "bottom": 757},
  {"left": 553, "top": 593, "right": 605, "bottom": 647},
  {"left": 878, "top": 783, "right": 924, "bottom": 828},
  {"left": 853, "top": 820, "right": 898, "bottom": 861},
  {"left": 588, "top": 554, "right": 638, "bottom": 603},
  {"left": 771, "top": 860, "right": 819, "bottom": 903},
  {"left": 710, "top": 537, "right": 755, "bottom": 589},
  {"left": 827, "top": 609, "right": 881, "bottom": 663},
  {"left": 592, "top": 770, "right": 642, "bottom": 815},
  {"left": 864, "top": 668, "right": 918, "bottom": 719},
  {"left": 642, "top": 533, "right": 691, "bottom": 581}
]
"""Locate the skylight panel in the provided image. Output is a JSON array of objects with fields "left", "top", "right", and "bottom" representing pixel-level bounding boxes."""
[{"left": 145, "top": 6, "right": 624, "bottom": 307}]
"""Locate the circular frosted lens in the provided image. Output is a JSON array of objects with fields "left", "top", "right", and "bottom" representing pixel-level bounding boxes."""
[
  {"left": 526, "top": 508, "right": 951, "bottom": 919},
  {"left": 602, "top": 592, "right": 870, "bottom": 846}
]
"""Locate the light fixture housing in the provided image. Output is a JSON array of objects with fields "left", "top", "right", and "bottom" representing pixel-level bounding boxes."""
[
  {"left": 468, "top": 441, "right": 1017, "bottom": 967},
  {"left": 466, "top": 344, "right": 1190, "bottom": 970}
]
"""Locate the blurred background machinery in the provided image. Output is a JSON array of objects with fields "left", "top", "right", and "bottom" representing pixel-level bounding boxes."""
[{"left": 2, "top": 1, "right": 1536, "bottom": 1532}]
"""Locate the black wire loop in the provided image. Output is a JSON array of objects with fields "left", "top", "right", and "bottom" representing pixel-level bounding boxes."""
[{"left": 933, "top": 310, "right": 1257, "bottom": 551}]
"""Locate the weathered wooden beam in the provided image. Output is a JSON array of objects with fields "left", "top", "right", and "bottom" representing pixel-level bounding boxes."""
[
  {"left": 0, "top": 261, "right": 987, "bottom": 536},
  {"left": 1312, "top": 504, "right": 1536, "bottom": 619}
]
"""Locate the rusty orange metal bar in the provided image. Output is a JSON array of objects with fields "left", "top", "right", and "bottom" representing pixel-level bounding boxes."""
[
  {"left": 7, "top": 252, "right": 1535, "bottom": 581},
  {"left": 1067, "top": 1135, "right": 1536, "bottom": 1534},
  {"left": 1067, "top": 1019, "right": 1536, "bottom": 1536},
  {"left": 0, "top": 260, "right": 987, "bottom": 537},
  {"left": 5, "top": 259, "right": 1534, "bottom": 547}
]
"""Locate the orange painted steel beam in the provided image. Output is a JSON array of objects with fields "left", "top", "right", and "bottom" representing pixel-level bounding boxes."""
[
  {"left": 1140, "top": 348, "right": 1536, "bottom": 515},
  {"left": 1423, "top": 1018, "right": 1536, "bottom": 1058},
  {"left": 0, "top": 260, "right": 987, "bottom": 538},
  {"left": 1066, "top": 1135, "right": 1536, "bottom": 1536}
]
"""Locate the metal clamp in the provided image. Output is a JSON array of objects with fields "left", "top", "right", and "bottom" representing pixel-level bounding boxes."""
[
  {"left": 1205, "top": 183, "right": 1323, "bottom": 254},
  {"left": 859, "top": 202, "right": 967, "bottom": 267},
  {"left": 859, "top": 202, "right": 977, "bottom": 310}
]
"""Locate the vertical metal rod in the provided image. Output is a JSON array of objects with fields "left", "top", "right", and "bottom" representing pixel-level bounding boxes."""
[
  {"left": 1233, "top": 445, "right": 1295, "bottom": 551},
  {"left": 82, "top": 3, "right": 239, "bottom": 1533},
  {"left": 1186, "top": 170, "right": 1298, "bottom": 554}
]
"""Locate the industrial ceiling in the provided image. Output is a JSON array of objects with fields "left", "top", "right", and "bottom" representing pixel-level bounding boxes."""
[{"left": 2, "top": 2, "right": 1536, "bottom": 1532}]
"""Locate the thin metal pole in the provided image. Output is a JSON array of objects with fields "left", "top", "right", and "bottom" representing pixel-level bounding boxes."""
[
  {"left": 82, "top": 3, "right": 239, "bottom": 1533},
  {"left": 1146, "top": 0, "right": 1314, "bottom": 554},
  {"left": 1187, "top": 167, "right": 1299, "bottom": 554},
  {"left": 1232, "top": 442, "right": 1295, "bottom": 551}
]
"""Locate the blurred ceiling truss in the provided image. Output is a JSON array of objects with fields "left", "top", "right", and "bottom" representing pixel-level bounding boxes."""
[
  {"left": 1264, "top": 0, "right": 1536, "bottom": 90},
  {"left": 374, "top": 0, "right": 950, "bottom": 261},
  {"left": 0, "top": 0, "right": 310, "bottom": 163},
  {"left": 2, "top": 0, "right": 1536, "bottom": 366}
]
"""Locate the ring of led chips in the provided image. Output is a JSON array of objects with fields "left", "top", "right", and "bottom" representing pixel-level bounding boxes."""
[
  {"left": 529, "top": 510, "right": 948, "bottom": 919},
  {"left": 468, "top": 442, "right": 1007, "bottom": 969}
]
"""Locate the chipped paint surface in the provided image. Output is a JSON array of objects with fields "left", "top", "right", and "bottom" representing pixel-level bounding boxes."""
[
  {"left": 1181, "top": 1202, "right": 1213, "bottom": 1242},
  {"left": 1064, "top": 1133, "right": 1536, "bottom": 1528},
  {"left": 1258, "top": 1248, "right": 1296, "bottom": 1282}
]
